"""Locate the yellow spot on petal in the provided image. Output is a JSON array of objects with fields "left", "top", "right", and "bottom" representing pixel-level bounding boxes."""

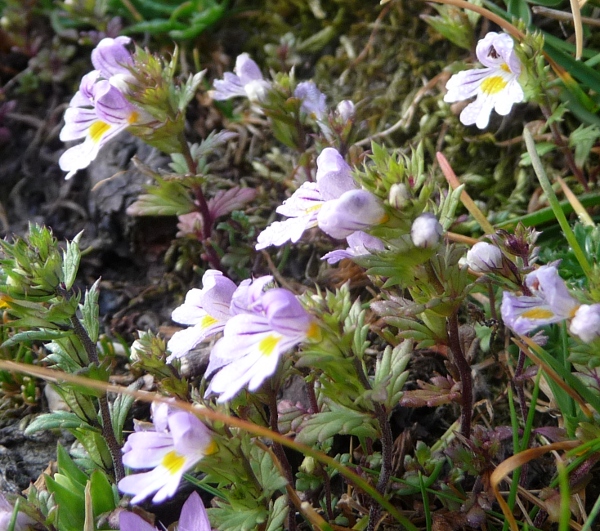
[
  {"left": 200, "top": 315, "right": 218, "bottom": 329},
  {"left": 161, "top": 450, "right": 185, "bottom": 475},
  {"left": 127, "top": 111, "right": 139, "bottom": 124},
  {"left": 89, "top": 121, "right": 111, "bottom": 143},
  {"left": 500, "top": 63, "right": 511, "bottom": 73},
  {"left": 307, "top": 321, "right": 321, "bottom": 342},
  {"left": 204, "top": 439, "right": 218, "bottom": 456},
  {"left": 570, "top": 304, "right": 581, "bottom": 319},
  {"left": 306, "top": 203, "right": 323, "bottom": 213},
  {"left": 480, "top": 75, "right": 508, "bottom": 95},
  {"left": 522, "top": 308, "right": 555, "bottom": 320},
  {"left": 258, "top": 334, "right": 281, "bottom": 356}
]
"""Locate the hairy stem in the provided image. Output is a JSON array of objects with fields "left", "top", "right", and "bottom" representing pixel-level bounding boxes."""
[
  {"left": 447, "top": 312, "right": 473, "bottom": 439},
  {"left": 179, "top": 136, "right": 223, "bottom": 271},
  {"left": 69, "top": 314, "right": 124, "bottom": 481},
  {"left": 267, "top": 389, "right": 297, "bottom": 531},
  {"left": 352, "top": 358, "right": 394, "bottom": 531}
]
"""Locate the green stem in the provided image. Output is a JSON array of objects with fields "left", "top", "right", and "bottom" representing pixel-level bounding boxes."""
[{"left": 523, "top": 126, "right": 592, "bottom": 280}]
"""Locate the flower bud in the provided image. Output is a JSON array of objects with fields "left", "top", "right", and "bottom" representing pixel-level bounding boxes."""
[
  {"left": 411, "top": 213, "right": 443, "bottom": 248},
  {"left": 465, "top": 242, "right": 503, "bottom": 273},
  {"left": 388, "top": 183, "right": 410, "bottom": 209},
  {"left": 570, "top": 304, "right": 600, "bottom": 344},
  {"left": 336, "top": 100, "right": 355, "bottom": 122}
]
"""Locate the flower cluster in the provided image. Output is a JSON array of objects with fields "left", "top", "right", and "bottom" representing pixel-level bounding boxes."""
[
  {"left": 256, "top": 147, "right": 387, "bottom": 256},
  {"left": 118, "top": 402, "right": 217, "bottom": 504},
  {"left": 444, "top": 32, "right": 524, "bottom": 129},
  {"left": 168, "top": 270, "right": 320, "bottom": 402},
  {"left": 212, "top": 53, "right": 331, "bottom": 121},
  {"left": 59, "top": 37, "right": 146, "bottom": 179}
]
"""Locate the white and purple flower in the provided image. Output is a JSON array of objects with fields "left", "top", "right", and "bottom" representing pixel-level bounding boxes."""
[
  {"left": 167, "top": 270, "right": 237, "bottom": 362},
  {"left": 204, "top": 277, "right": 320, "bottom": 402},
  {"left": 59, "top": 37, "right": 145, "bottom": 179},
  {"left": 501, "top": 264, "right": 580, "bottom": 335},
  {"left": 322, "top": 231, "right": 385, "bottom": 264},
  {"left": 212, "top": 53, "right": 271, "bottom": 102},
  {"left": 294, "top": 81, "right": 327, "bottom": 119},
  {"left": 118, "top": 404, "right": 216, "bottom": 504},
  {"left": 256, "top": 147, "right": 386, "bottom": 249},
  {"left": 120, "top": 491, "right": 212, "bottom": 531},
  {"left": 444, "top": 32, "right": 524, "bottom": 129}
]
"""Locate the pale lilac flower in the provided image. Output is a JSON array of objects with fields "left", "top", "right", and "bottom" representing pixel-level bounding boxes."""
[
  {"left": 570, "top": 304, "right": 600, "bottom": 343},
  {"left": 212, "top": 53, "right": 271, "bottom": 102},
  {"left": 59, "top": 38, "right": 144, "bottom": 179},
  {"left": 501, "top": 264, "right": 579, "bottom": 335},
  {"left": 466, "top": 241, "right": 504, "bottom": 272},
  {"left": 256, "top": 148, "right": 358, "bottom": 249},
  {"left": 255, "top": 182, "right": 322, "bottom": 249},
  {"left": 120, "top": 491, "right": 212, "bottom": 531},
  {"left": 205, "top": 280, "right": 320, "bottom": 402},
  {"left": 118, "top": 407, "right": 216, "bottom": 504},
  {"left": 294, "top": 81, "right": 327, "bottom": 119},
  {"left": 444, "top": 32, "right": 524, "bottom": 129},
  {"left": 167, "top": 270, "right": 237, "bottom": 362},
  {"left": 91, "top": 36, "right": 135, "bottom": 84},
  {"left": 0, "top": 492, "right": 34, "bottom": 531},
  {"left": 317, "top": 189, "right": 388, "bottom": 239},
  {"left": 59, "top": 76, "right": 141, "bottom": 179},
  {"left": 411, "top": 213, "right": 443, "bottom": 248},
  {"left": 322, "top": 231, "right": 385, "bottom": 264},
  {"left": 315, "top": 147, "right": 356, "bottom": 200}
]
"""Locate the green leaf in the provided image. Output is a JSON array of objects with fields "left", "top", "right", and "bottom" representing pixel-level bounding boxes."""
[
  {"left": 45, "top": 474, "right": 84, "bottom": 531},
  {"left": 61, "top": 232, "right": 82, "bottom": 291},
  {"left": 372, "top": 341, "right": 412, "bottom": 409},
  {"left": 505, "top": 0, "right": 531, "bottom": 25},
  {"left": 110, "top": 380, "right": 139, "bottom": 444},
  {"left": 80, "top": 280, "right": 100, "bottom": 344},
  {"left": 265, "top": 496, "right": 289, "bottom": 531},
  {"left": 208, "top": 501, "right": 269, "bottom": 531},
  {"left": 126, "top": 177, "right": 195, "bottom": 217},
  {"left": 295, "top": 403, "right": 379, "bottom": 445},
  {"left": 24, "top": 411, "right": 85, "bottom": 434},
  {"left": 57, "top": 444, "right": 88, "bottom": 489},
  {"left": 1, "top": 329, "right": 72, "bottom": 348},
  {"left": 71, "top": 428, "right": 114, "bottom": 474},
  {"left": 89, "top": 469, "right": 117, "bottom": 516}
]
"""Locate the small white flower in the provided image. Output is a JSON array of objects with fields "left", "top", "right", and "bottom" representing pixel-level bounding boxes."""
[{"left": 444, "top": 32, "right": 524, "bottom": 129}]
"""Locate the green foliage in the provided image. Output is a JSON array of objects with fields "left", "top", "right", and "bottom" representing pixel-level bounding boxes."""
[
  {"left": 295, "top": 402, "right": 379, "bottom": 445},
  {"left": 108, "top": 0, "right": 229, "bottom": 40},
  {"left": 45, "top": 444, "right": 117, "bottom": 531}
]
